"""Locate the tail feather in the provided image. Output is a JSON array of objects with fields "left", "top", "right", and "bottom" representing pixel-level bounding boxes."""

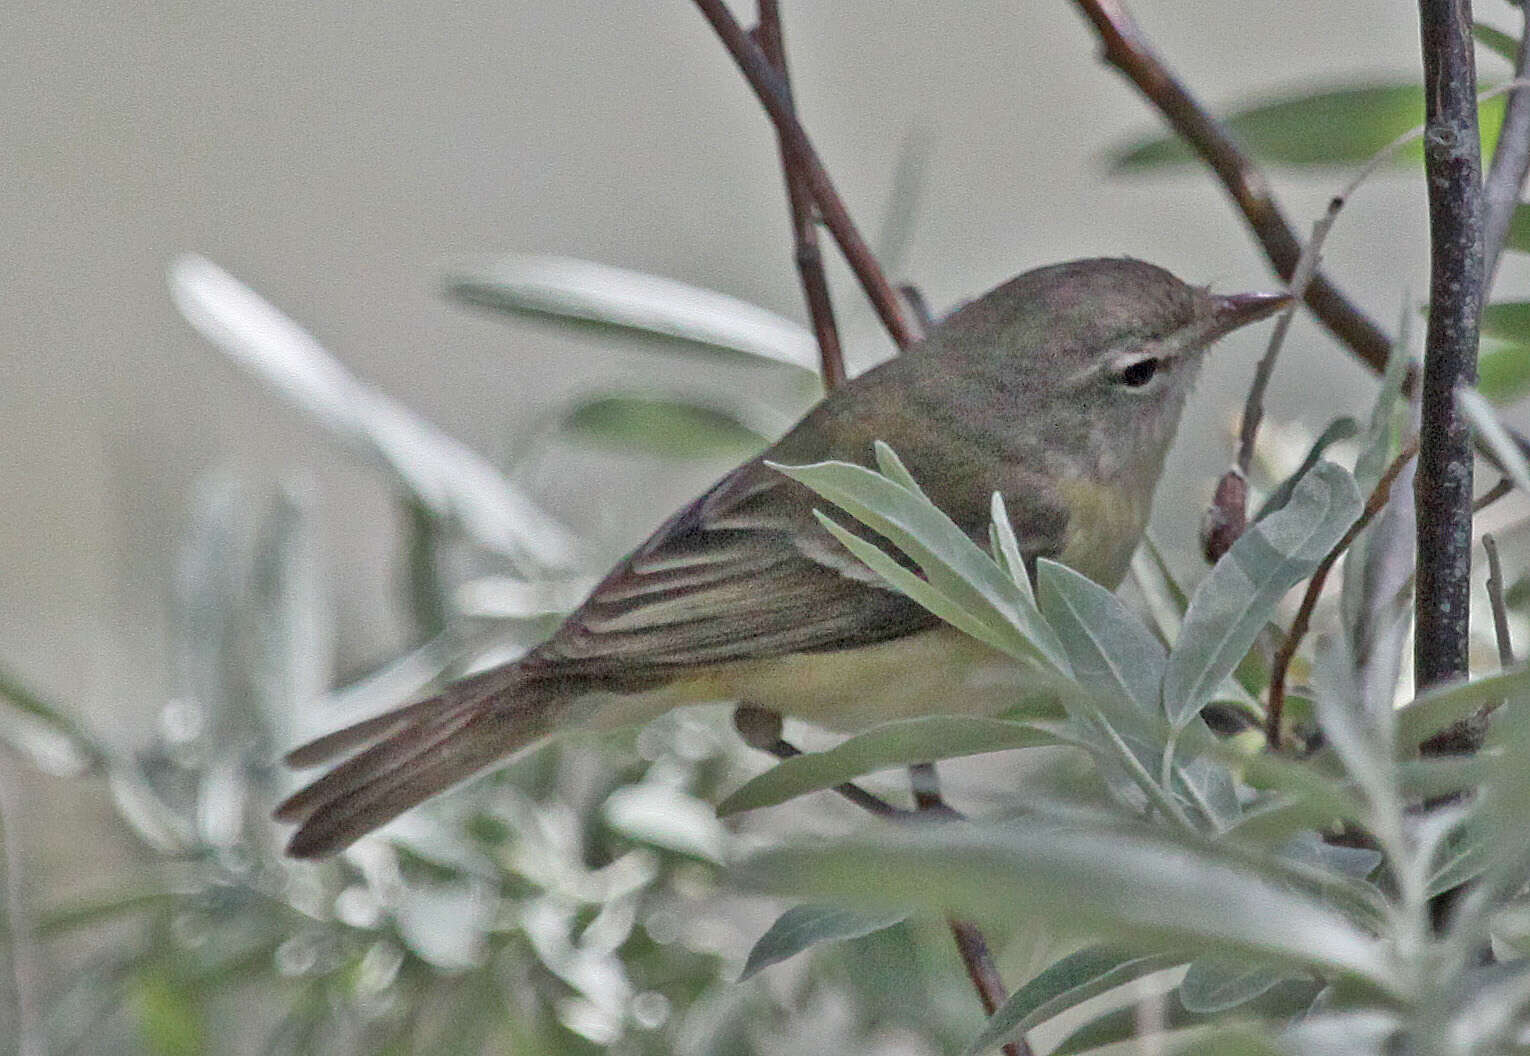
[{"left": 275, "top": 664, "right": 567, "bottom": 858}]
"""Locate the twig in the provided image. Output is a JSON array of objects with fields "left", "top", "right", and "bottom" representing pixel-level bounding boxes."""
[
  {"left": 1483, "top": 534, "right": 1515, "bottom": 667},
  {"left": 1484, "top": 4, "right": 1530, "bottom": 285},
  {"left": 908, "top": 763, "right": 1029, "bottom": 1056},
  {"left": 752, "top": 1, "right": 847, "bottom": 389},
  {"left": 1414, "top": 0, "right": 1485, "bottom": 694},
  {"left": 691, "top": 0, "right": 917, "bottom": 350},
  {"left": 1068, "top": 0, "right": 1392, "bottom": 372},
  {"left": 1475, "top": 476, "right": 1516, "bottom": 514},
  {"left": 1267, "top": 441, "right": 1419, "bottom": 748},
  {"left": 762, "top": 735, "right": 911, "bottom": 817}
]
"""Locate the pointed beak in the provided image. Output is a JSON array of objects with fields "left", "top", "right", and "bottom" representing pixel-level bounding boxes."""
[{"left": 1202, "top": 289, "right": 1293, "bottom": 342}]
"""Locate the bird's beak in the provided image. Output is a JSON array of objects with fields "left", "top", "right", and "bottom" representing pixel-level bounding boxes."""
[{"left": 1202, "top": 289, "right": 1293, "bottom": 343}]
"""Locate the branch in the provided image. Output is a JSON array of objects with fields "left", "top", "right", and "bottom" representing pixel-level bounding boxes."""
[
  {"left": 1484, "top": 4, "right": 1530, "bottom": 285},
  {"left": 1415, "top": 0, "right": 1485, "bottom": 693},
  {"left": 692, "top": 0, "right": 917, "bottom": 350},
  {"left": 1483, "top": 533, "right": 1514, "bottom": 667},
  {"left": 753, "top": 1, "right": 847, "bottom": 389},
  {"left": 1068, "top": 0, "right": 1391, "bottom": 372},
  {"left": 1266, "top": 441, "right": 1419, "bottom": 748}
]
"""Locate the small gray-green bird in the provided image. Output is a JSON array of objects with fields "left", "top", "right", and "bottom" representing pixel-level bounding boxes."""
[{"left": 276, "top": 257, "right": 1287, "bottom": 857}]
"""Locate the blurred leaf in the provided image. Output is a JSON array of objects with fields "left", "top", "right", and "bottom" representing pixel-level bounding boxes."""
[
  {"left": 739, "top": 905, "right": 904, "bottom": 980},
  {"left": 604, "top": 783, "right": 729, "bottom": 862},
  {"left": 1460, "top": 387, "right": 1530, "bottom": 496},
  {"left": 131, "top": 966, "right": 206, "bottom": 1056},
  {"left": 1312, "top": 634, "right": 1398, "bottom": 828},
  {"left": 442, "top": 254, "right": 818, "bottom": 372},
  {"left": 1172, "top": 1027, "right": 1289, "bottom": 1055},
  {"left": 1131, "top": 535, "right": 1188, "bottom": 645},
  {"left": 1054, "top": 979, "right": 1322, "bottom": 1055},
  {"left": 1481, "top": 301, "right": 1530, "bottom": 343},
  {"left": 168, "top": 255, "right": 578, "bottom": 572},
  {"left": 1037, "top": 558, "right": 1166, "bottom": 713},
  {"left": 1477, "top": 339, "right": 1530, "bottom": 405},
  {"left": 1475, "top": 23, "right": 1521, "bottom": 64},
  {"left": 717, "top": 716, "right": 1064, "bottom": 816},
  {"left": 777, "top": 456, "right": 1069, "bottom": 672},
  {"left": 1178, "top": 957, "right": 1291, "bottom": 1014},
  {"left": 0, "top": 666, "right": 102, "bottom": 775},
  {"left": 963, "top": 946, "right": 1183, "bottom": 1055},
  {"left": 1114, "top": 84, "right": 1506, "bottom": 169},
  {"left": 1163, "top": 462, "right": 1361, "bottom": 727},
  {"left": 558, "top": 395, "right": 770, "bottom": 460},
  {"left": 38, "top": 890, "right": 176, "bottom": 938},
  {"left": 1394, "top": 663, "right": 1530, "bottom": 750},
  {"left": 1505, "top": 203, "right": 1530, "bottom": 255},
  {"left": 1254, "top": 417, "right": 1359, "bottom": 521},
  {"left": 737, "top": 818, "right": 1397, "bottom": 991}
]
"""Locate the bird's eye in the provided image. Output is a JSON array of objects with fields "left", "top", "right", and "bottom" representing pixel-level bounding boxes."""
[{"left": 1116, "top": 357, "right": 1161, "bottom": 388}]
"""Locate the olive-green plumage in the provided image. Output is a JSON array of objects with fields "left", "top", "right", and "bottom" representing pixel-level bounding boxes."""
[{"left": 276, "top": 258, "right": 1287, "bottom": 857}]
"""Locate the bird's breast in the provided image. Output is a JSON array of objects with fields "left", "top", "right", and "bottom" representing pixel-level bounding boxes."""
[{"left": 1054, "top": 476, "right": 1152, "bottom": 589}]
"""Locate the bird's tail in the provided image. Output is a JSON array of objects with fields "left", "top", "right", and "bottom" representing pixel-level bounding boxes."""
[{"left": 274, "top": 662, "right": 567, "bottom": 858}]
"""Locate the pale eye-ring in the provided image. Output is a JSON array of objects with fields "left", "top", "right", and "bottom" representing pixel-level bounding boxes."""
[{"left": 1114, "top": 356, "right": 1162, "bottom": 388}]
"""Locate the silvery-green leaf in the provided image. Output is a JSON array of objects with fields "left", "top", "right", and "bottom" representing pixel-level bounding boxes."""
[
  {"left": 1394, "top": 663, "right": 1530, "bottom": 751},
  {"left": 1178, "top": 957, "right": 1292, "bottom": 1014},
  {"left": 603, "top": 784, "right": 729, "bottom": 864},
  {"left": 442, "top": 254, "right": 817, "bottom": 372},
  {"left": 168, "top": 255, "right": 578, "bottom": 572},
  {"left": 1313, "top": 634, "right": 1398, "bottom": 828},
  {"left": 1476, "top": 23, "right": 1520, "bottom": 64},
  {"left": 717, "top": 717, "right": 1065, "bottom": 817},
  {"left": 737, "top": 818, "right": 1396, "bottom": 991},
  {"left": 1254, "top": 417, "right": 1358, "bottom": 521},
  {"left": 1036, "top": 559, "right": 1165, "bottom": 713},
  {"left": 963, "top": 946, "right": 1183, "bottom": 1055},
  {"left": 740, "top": 905, "right": 905, "bottom": 980},
  {"left": 1163, "top": 462, "right": 1361, "bottom": 728},
  {"left": 1460, "top": 387, "right": 1530, "bottom": 496},
  {"left": 1050, "top": 978, "right": 1322, "bottom": 1054},
  {"left": 1131, "top": 535, "right": 1188, "bottom": 645},
  {"left": 558, "top": 394, "right": 775, "bottom": 460},
  {"left": 0, "top": 668, "right": 101, "bottom": 775}
]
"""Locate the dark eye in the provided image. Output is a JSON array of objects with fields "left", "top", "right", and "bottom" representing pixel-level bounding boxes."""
[{"left": 1117, "top": 357, "right": 1161, "bottom": 388}]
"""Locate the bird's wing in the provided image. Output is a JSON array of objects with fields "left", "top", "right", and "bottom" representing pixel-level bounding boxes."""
[{"left": 530, "top": 454, "right": 1067, "bottom": 680}]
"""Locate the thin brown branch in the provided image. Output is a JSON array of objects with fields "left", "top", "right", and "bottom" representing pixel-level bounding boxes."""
[
  {"left": 752, "top": 2, "right": 846, "bottom": 389},
  {"left": 692, "top": 0, "right": 917, "bottom": 350},
  {"left": 1484, "top": 533, "right": 1515, "bottom": 667},
  {"left": 1484, "top": 6, "right": 1530, "bottom": 285},
  {"left": 1068, "top": 0, "right": 1391, "bottom": 372},
  {"left": 1474, "top": 476, "right": 1516, "bottom": 514},
  {"left": 1415, "top": 0, "right": 1485, "bottom": 694},
  {"left": 1267, "top": 441, "right": 1419, "bottom": 748}
]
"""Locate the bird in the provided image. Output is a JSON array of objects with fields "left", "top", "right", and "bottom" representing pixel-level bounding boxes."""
[{"left": 275, "top": 257, "right": 1288, "bottom": 858}]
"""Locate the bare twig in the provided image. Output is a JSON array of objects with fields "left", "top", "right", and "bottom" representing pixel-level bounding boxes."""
[
  {"left": 1068, "top": 0, "right": 1392, "bottom": 371},
  {"left": 1475, "top": 476, "right": 1516, "bottom": 514},
  {"left": 1267, "top": 441, "right": 1419, "bottom": 748},
  {"left": 1483, "top": 533, "right": 1515, "bottom": 667},
  {"left": 753, "top": 1, "right": 846, "bottom": 389},
  {"left": 1484, "top": 5, "right": 1530, "bottom": 285},
  {"left": 691, "top": 0, "right": 917, "bottom": 350},
  {"left": 1415, "top": 0, "right": 1485, "bottom": 693}
]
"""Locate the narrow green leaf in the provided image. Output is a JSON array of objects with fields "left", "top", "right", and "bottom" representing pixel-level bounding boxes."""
[
  {"left": 1482, "top": 302, "right": 1530, "bottom": 343},
  {"left": 990, "top": 492, "right": 1036, "bottom": 604},
  {"left": 1254, "top": 417, "right": 1358, "bottom": 521},
  {"left": 1115, "top": 84, "right": 1506, "bottom": 169},
  {"left": 1394, "top": 664, "right": 1530, "bottom": 750},
  {"left": 740, "top": 905, "right": 905, "bottom": 979},
  {"left": 1163, "top": 462, "right": 1362, "bottom": 727},
  {"left": 1505, "top": 203, "right": 1530, "bottom": 255},
  {"left": 1178, "top": 957, "right": 1291, "bottom": 1014},
  {"left": 1036, "top": 559, "right": 1166, "bottom": 713},
  {"left": 1475, "top": 23, "right": 1522, "bottom": 64},
  {"left": 1477, "top": 340, "right": 1530, "bottom": 405},
  {"left": 559, "top": 394, "right": 769, "bottom": 459},
  {"left": 718, "top": 716, "right": 1065, "bottom": 816},
  {"left": 737, "top": 819, "right": 1397, "bottom": 991},
  {"left": 442, "top": 254, "right": 817, "bottom": 371},
  {"left": 0, "top": 666, "right": 103, "bottom": 774},
  {"left": 964, "top": 946, "right": 1184, "bottom": 1055}
]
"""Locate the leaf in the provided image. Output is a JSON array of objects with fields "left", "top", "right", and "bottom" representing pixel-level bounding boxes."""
[
  {"left": 1178, "top": 957, "right": 1292, "bottom": 1014},
  {"left": 1053, "top": 979, "right": 1323, "bottom": 1055},
  {"left": 736, "top": 818, "right": 1397, "bottom": 991},
  {"left": 775, "top": 458, "right": 1069, "bottom": 672},
  {"left": 0, "top": 666, "right": 103, "bottom": 775},
  {"left": 441, "top": 254, "right": 817, "bottom": 371},
  {"left": 1114, "top": 83, "right": 1506, "bottom": 169},
  {"left": 1394, "top": 663, "right": 1530, "bottom": 750},
  {"left": 1505, "top": 203, "right": 1530, "bottom": 255},
  {"left": 558, "top": 394, "right": 771, "bottom": 459},
  {"left": 1481, "top": 302, "right": 1530, "bottom": 344},
  {"left": 717, "top": 716, "right": 1065, "bottom": 816},
  {"left": 1475, "top": 23, "right": 1522, "bottom": 65},
  {"left": 1131, "top": 535, "right": 1188, "bottom": 645},
  {"left": 168, "top": 255, "right": 578, "bottom": 572},
  {"left": 1459, "top": 387, "right": 1530, "bottom": 496},
  {"left": 1036, "top": 559, "right": 1166, "bottom": 713},
  {"left": 740, "top": 905, "right": 904, "bottom": 979},
  {"left": 1477, "top": 339, "right": 1530, "bottom": 405},
  {"left": 963, "top": 946, "right": 1184, "bottom": 1055},
  {"left": 1162, "top": 462, "right": 1362, "bottom": 727},
  {"left": 1254, "top": 417, "right": 1359, "bottom": 521}
]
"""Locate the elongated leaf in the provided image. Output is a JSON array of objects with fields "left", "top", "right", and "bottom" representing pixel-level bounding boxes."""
[
  {"left": 442, "top": 254, "right": 817, "bottom": 371},
  {"left": 168, "top": 255, "right": 578, "bottom": 571},
  {"left": 1482, "top": 302, "right": 1530, "bottom": 343},
  {"left": 1053, "top": 978, "right": 1323, "bottom": 1055},
  {"left": 1505, "top": 203, "right": 1530, "bottom": 255},
  {"left": 1477, "top": 340, "right": 1530, "bottom": 405},
  {"left": 740, "top": 905, "right": 904, "bottom": 979},
  {"left": 776, "top": 459, "right": 1069, "bottom": 672},
  {"left": 1460, "top": 387, "right": 1530, "bottom": 496},
  {"left": 1036, "top": 559, "right": 1165, "bottom": 713},
  {"left": 1394, "top": 664, "right": 1530, "bottom": 751},
  {"left": 1475, "top": 23, "right": 1520, "bottom": 64},
  {"left": 736, "top": 820, "right": 1396, "bottom": 991},
  {"left": 964, "top": 946, "right": 1184, "bottom": 1055},
  {"left": 0, "top": 667, "right": 102, "bottom": 774},
  {"left": 717, "top": 716, "right": 1065, "bottom": 816},
  {"left": 1115, "top": 84, "right": 1506, "bottom": 168},
  {"left": 1255, "top": 418, "right": 1359, "bottom": 521},
  {"left": 1131, "top": 535, "right": 1188, "bottom": 645},
  {"left": 558, "top": 394, "right": 771, "bottom": 459},
  {"left": 1163, "top": 462, "right": 1361, "bottom": 727},
  {"left": 1178, "top": 957, "right": 1291, "bottom": 1014}
]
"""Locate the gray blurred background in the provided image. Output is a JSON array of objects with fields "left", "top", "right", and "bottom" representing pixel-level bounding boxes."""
[{"left": 2, "top": 1, "right": 1487, "bottom": 888}]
